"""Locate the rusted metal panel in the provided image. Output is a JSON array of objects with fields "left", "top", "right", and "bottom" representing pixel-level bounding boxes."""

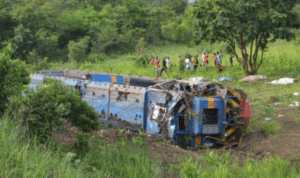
[{"left": 108, "top": 85, "right": 147, "bottom": 129}]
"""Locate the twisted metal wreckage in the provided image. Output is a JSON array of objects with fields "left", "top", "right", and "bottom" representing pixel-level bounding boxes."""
[{"left": 29, "top": 69, "right": 250, "bottom": 148}]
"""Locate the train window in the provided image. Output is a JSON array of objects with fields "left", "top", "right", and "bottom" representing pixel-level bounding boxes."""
[
  {"left": 202, "top": 109, "right": 219, "bottom": 125},
  {"left": 178, "top": 116, "right": 186, "bottom": 131}
]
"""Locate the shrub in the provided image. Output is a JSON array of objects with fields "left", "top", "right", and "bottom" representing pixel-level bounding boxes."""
[
  {"left": 0, "top": 44, "right": 30, "bottom": 115},
  {"left": 68, "top": 36, "right": 90, "bottom": 63},
  {"left": 87, "top": 53, "right": 105, "bottom": 63},
  {"left": 136, "top": 54, "right": 149, "bottom": 67},
  {"left": 22, "top": 78, "right": 100, "bottom": 142},
  {"left": 72, "top": 131, "right": 95, "bottom": 158}
]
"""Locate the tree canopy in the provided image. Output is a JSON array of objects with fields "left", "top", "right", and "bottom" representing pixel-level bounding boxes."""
[{"left": 191, "top": 0, "right": 300, "bottom": 75}]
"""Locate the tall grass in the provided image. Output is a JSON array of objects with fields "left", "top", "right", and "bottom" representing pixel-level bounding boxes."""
[
  {"left": 0, "top": 113, "right": 160, "bottom": 178},
  {"left": 180, "top": 151, "right": 300, "bottom": 178}
]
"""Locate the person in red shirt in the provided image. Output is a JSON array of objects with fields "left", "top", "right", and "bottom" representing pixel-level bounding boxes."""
[
  {"left": 150, "top": 56, "right": 155, "bottom": 66},
  {"left": 204, "top": 54, "right": 209, "bottom": 65},
  {"left": 155, "top": 57, "right": 160, "bottom": 68},
  {"left": 212, "top": 53, "right": 217, "bottom": 67}
]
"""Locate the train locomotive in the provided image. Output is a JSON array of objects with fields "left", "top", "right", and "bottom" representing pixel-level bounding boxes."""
[{"left": 29, "top": 69, "right": 250, "bottom": 148}]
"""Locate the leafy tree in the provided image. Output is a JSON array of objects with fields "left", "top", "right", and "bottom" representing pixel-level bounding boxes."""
[
  {"left": 191, "top": 0, "right": 300, "bottom": 75},
  {"left": 22, "top": 78, "right": 100, "bottom": 143},
  {"left": 0, "top": 10, "right": 18, "bottom": 44},
  {"left": 0, "top": 44, "right": 30, "bottom": 115},
  {"left": 10, "top": 24, "right": 36, "bottom": 62},
  {"left": 164, "top": 0, "right": 187, "bottom": 14},
  {"left": 161, "top": 20, "right": 177, "bottom": 42},
  {"left": 68, "top": 36, "right": 90, "bottom": 63}
]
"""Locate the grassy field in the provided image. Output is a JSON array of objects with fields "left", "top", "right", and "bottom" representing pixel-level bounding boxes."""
[
  {"left": 4, "top": 39, "right": 300, "bottom": 177},
  {"left": 48, "top": 39, "right": 300, "bottom": 81}
]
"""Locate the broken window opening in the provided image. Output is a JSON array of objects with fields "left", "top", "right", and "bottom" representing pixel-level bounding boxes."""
[
  {"left": 185, "top": 86, "right": 191, "bottom": 92},
  {"left": 75, "top": 85, "right": 83, "bottom": 99},
  {"left": 178, "top": 116, "right": 186, "bottom": 131},
  {"left": 202, "top": 109, "right": 219, "bottom": 125}
]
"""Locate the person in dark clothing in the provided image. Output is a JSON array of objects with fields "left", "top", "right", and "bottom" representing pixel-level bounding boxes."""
[
  {"left": 229, "top": 54, "right": 233, "bottom": 67},
  {"left": 156, "top": 67, "right": 166, "bottom": 78},
  {"left": 162, "top": 57, "right": 167, "bottom": 68},
  {"left": 187, "top": 53, "right": 191, "bottom": 59}
]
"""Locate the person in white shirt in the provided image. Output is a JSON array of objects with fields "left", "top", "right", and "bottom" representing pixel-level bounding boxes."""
[
  {"left": 201, "top": 51, "right": 205, "bottom": 68},
  {"left": 166, "top": 57, "right": 171, "bottom": 68},
  {"left": 185, "top": 57, "right": 190, "bottom": 71}
]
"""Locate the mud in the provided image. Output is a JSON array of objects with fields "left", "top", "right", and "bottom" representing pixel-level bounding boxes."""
[{"left": 108, "top": 114, "right": 143, "bottom": 130}]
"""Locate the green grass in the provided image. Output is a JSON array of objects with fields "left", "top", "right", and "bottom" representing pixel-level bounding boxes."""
[
  {"left": 2, "top": 113, "right": 300, "bottom": 178},
  {"left": 0, "top": 113, "right": 160, "bottom": 178},
  {"left": 262, "top": 120, "right": 282, "bottom": 135},
  {"left": 48, "top": 39, "right": 300, "bottom": 82},
  {"left": 180, "top": 151, "right": 300, "bottom": 178}
]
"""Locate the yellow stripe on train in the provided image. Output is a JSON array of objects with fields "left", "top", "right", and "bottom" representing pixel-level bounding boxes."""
[
  {"left": 111, "top": 76, "right": 117, "bottom": 83},
  {"left": 207, "top": 97, "right": 215, "bottom": 109},
  {"left": 226, "top": 128, "right": 235, "bottom": 137},
  {"left": 229, "top": 99, "right": 240, "bottom": 108}
]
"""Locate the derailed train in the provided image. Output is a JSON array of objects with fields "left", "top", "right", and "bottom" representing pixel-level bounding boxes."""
[{"left": 29, "top": 69, "right": 250, "bottom": 148}]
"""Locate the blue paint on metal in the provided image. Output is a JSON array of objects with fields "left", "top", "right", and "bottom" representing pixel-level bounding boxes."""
[
  {"left": 92, "top": 75, "right": 112, "bottom": 83},
  {"left": 82, "top": 82, "right": 111, "bottom": 120},
  {"left": 145, "top": 90, "right": 168, "bottom": 135},
  {"left": 215, "top": 98, "right": 224, "bottom": 134},
  {"left": 108, "top": 85, "right": 147, "bottom": 129},
  {"left": 29, "top": 74, "right": 45, "bottom": 89},
  {"left": 116, "top": 76, "right": 125, "bottom": 85}
]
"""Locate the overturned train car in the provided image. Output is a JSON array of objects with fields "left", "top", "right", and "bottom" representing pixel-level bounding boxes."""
[{"left": 29, "top": 70, "right": 250, "bottom": 148}]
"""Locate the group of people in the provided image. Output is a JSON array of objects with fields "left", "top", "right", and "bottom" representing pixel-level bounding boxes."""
[
  {"left": 150, "top": 56, "right": 171, "bottom": 68},
  {"left": 152, "top": 52, "right": 234, "bottom": 78},
  {"left": 184, "top": 51, "right": 231, "bottom": 71}
]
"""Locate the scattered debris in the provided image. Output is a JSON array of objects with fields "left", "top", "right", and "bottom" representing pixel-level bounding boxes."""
[
  {"left": 212, "top": 79, "right": 217, "bottom": 82},
  {"left": 278, "top": 114, "right": 284, "bottom": 118},
  {"left": 240, "top": 75, "right": 267, "bottom": 82},
  {"left": 265, "top": 117, "right": 272, "bottom": 121},
  {"left": 101, "top": 130, "right": 108, "bottom": 135},
  {"left": 274, "top": 103, "right": 282, "bottom": 105},
  {"left": 289, "top": 101, "right": 300, "bottom": 107},
  {"left": 218, "top": 76, "right": 232, "bottom": 81},
  {"left": 266, "top": 78, "right": 296, "bottom": 85},
  {"left": 293, "top": 92, "right": 299, "bottom": 96},
  {"left": 187, "top": 77, "right": 207, "bottom": 83}
]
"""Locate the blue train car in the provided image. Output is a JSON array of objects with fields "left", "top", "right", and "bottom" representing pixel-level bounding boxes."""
[{"left": 29, "top": 70, "right": 251, "bottom": 148}]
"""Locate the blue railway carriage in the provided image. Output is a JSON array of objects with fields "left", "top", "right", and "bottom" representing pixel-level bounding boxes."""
[{"left": 30, "top": 70, "right": 250, "bottom": 148}]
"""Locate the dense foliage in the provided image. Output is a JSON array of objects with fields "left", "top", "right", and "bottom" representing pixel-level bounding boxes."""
[
  {"left": 190, "top": 0, "right": 300, "bottom": 75},
  {"left": 0, "top": 0, "right": 193, "bottom": 63},
  {"left": 0, "top": 44, "right": 30, "bottom": 115},
  {"left": 22, "top": 78, "right": 100, "bottom": 142}
]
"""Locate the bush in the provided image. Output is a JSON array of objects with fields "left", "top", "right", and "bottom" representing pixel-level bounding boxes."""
[
  {"left": 0, "top": 44, "right": 30, "bottom": 115},
  {"left": 22, "top": 78, "right": 100, "bottom": 142},
  {"left": 68, "top": 36, "right": 90, "bottom": 63},
  {"left": 136, "top": 54, "right": 149, "bottom": 67},
  {"left": 87, "top": 53, "right": 105, "bottom": 63},
  {"left": 73, "top": 131, "right": 95, "bottom": 158}
]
